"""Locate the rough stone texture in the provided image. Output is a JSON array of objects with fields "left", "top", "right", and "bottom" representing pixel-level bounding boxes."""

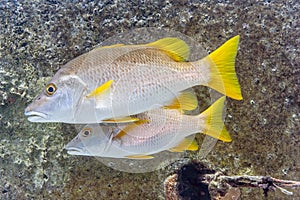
[{"left": 0, "top": 0, "right": 299, "bottom": 199}]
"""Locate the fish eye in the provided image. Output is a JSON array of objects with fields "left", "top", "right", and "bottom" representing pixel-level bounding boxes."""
[
  {"left": 45, "top": 83, "right": 57, "bottom": 96},
  {"left": 82, "top": 128, "right": 92, "bottom": 137}
]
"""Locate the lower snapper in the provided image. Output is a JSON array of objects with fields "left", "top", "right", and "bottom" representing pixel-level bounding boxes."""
[{"left": 65, "top": 96, "right": 230, "bottom": 159}]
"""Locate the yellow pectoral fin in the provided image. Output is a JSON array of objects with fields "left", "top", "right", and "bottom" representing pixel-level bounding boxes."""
[
  {"left": 114, "top": 119, "right": 149, "bottom": 139},
  {"left": 102, "top": 116, "right": 140, "bottom": 124},
  {"left": 146, "top": 37, "right": 190, "bottom": 62},
  {"left": 168, "top": 138, "right": 199, "bottom": 152},
  {"left": 86, "top": 80, "right": 113, "bottom": 99},
  {"left": 125, "top": 155, "right": 154, "bottom": 159},
  {"left": 201, "top": 96, "right": 232, "bottom": 142},
  {"left": 164, "top": 91, "right": 198, "bottom": 112}
]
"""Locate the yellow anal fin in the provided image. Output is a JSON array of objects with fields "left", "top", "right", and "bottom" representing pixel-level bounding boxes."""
[
  {"left": 102, "top": 116, "right": 140, "bottom": 124},
  {"left": 125, "top": 155, "right": 154, "bottom": 159},
  {"left": 86, "top": 80, "right": 113, "bottom": 99},
  {"left": 146, "top": 37, "right": 190, "bottom": 62},
  {"left": 164, "top": 91, "right": 198, "bottom": 112},
  {"left": 187, "top": 139, "right": 199, "bottom": 151},
  {"left": 168, "top": 138, "right": 198, "bottom": 152},
  {"left": 207, "top": 35, "right": 243, "bottom": 100},
  {"left": 201, "top": 96, "right": 232, "bottom": 142}
]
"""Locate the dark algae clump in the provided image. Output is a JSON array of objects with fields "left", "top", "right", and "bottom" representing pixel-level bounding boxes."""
[{"left": 176, "top": 161, "right": 215, "bottom": 200}]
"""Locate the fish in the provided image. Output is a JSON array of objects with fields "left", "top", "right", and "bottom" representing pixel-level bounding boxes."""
[
  {"left": 65, "top": 96, "right": 231, "bottom": 159},
  {"left": 25, "top": 36, "right": 242, "bottom": 123}
]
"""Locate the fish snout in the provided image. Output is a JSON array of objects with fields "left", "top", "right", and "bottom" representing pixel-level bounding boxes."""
[
  {"left": 65, "top": 136, "right": 86, "bottom": 155},
  {"left": 24, "top": 95, "right": 49, "bottom": 122},
  {"left": 25, "top": 94, "right": 44, "bottom": 112},
  {"left": 24, "top": 102, "right": 34, "bottom": 113}
]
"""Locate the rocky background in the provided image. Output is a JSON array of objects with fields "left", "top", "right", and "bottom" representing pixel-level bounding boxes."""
[{"left": 0, "top": 0, "right": 299, "bottom": 199}]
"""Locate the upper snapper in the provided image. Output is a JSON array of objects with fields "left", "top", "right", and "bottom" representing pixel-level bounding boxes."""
[
  {"left": 25, "top": 36, "right": 242, "bottom": 123},
  {"left": 65, "top": 96, "right": 231, "bottom": 159}
]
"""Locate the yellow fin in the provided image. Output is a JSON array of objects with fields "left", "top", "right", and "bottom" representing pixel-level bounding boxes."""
[
  {"left": 169, "top": 137, "right": 198, "bottom": 152},
  {"left": 101, "top": 44, "right": 124, "bottom": 48},
  {"left": 187, "top": 139, "right": 199, "bottom": 151},
  {"left": 125, "top": 155, "right": 154, "bottom": 159},
  {"left": 146, "top": 37, "right": 190, "bottom": 62},
  {"left": 86, "top": 80, "right": 113, "bottom": 99},
  {"left": 94, "top": 44, "right": 124, "bottom": 51},
  {"left": 164, "top": 91, "right": 198, "bottom": 112},
  {"left": 114, "top": 119, "right": 148, "bottom": 139},
  {"left": 102, "top": 116, "right": 140, "bottom": 124},
  {"left": 207, "top": 35, "right": 243, "bottom": 100},
  {"left": 201, "top": 96, "right": 232, "bottom": 142}
]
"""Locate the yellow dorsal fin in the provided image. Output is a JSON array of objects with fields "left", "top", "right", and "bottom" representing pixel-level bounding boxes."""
[
  {"left": 146, "top": 37, "right": 190, "bottom": 62},
  {"left": 94, "top": 44, "right": 124, "bottom": 51},
  {"left": 102, "top": 117, "right": 140, "bottom": 124},
  {"left": 86, "top": 80, "right": 113, "bottom": 99},
  {"left": 206, "top": 35, "right": 243, "bottom": 100},
  {"left": 114, "top": 119, "right": 148, "bottom": 138},
  {"left": 125, "top": 155, "right": 154, "bottom": 159},
  {"left": 168, "top": 137, "right": 199, "bottom": 152},
  {"left": 201, "top": 96, "right": 232, "bottom": 142},
  {"left": 164, "top": 91, "right": 198, "bottom": 112},
  {"left": 101, "top": 44, "right": 124, "bottom": 48}
]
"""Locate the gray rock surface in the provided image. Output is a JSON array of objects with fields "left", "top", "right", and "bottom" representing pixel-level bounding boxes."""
[{"left": 0, "top": 0, "right": 299, "bottom": 199}]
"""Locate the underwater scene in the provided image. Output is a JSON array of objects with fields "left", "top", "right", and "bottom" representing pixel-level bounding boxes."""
[{"left": 0, "top": 0, "right": 299, "bottom": 199}]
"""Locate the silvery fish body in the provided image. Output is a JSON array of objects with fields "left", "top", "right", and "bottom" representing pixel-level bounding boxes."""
[
  {"left": 65, "top": 96, "right": 231, "bottom": 158},
  {"left": 25, "top": 36, "right": 242, "bottom": 123}
]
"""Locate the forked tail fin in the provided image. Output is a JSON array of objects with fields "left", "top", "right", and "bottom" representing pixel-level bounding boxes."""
[
  {"left": 201, "top": 96, "right": 232, "bottom": 142},
  {"left": 206, "top": 35, "right": 243, "bottom": 100}
]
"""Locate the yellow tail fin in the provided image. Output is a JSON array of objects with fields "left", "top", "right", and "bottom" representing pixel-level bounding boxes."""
[
  {"left": 207, "top": 35, "right": 243, "bottom": 100},
  {"left": 201, "top": 96, "right": 232, "bottom": 142}
]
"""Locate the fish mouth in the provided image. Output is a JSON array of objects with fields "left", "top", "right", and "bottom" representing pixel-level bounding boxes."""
[
  {"left": 24, "top": 111, "right": 48, "bottom": 122},
  {"left": 65, "top": 146, "right": 84, "bottom": 155}
]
